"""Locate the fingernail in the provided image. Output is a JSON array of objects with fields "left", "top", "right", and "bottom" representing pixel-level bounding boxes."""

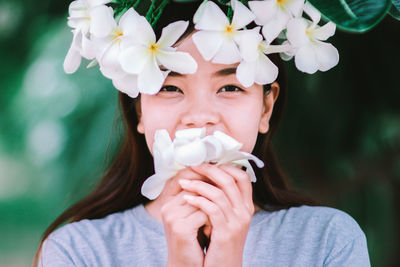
[
  {"left": 183, "top": 195, "right": 195, "bottom": 201},
  {"left": 178, "top": 179, "right": 190, "bottom": 187}
]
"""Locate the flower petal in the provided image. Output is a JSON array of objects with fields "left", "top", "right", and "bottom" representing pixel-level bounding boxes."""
[
  {"left": 212, "top": 39, "right": 241, "bottom": 64},
  {"left": 236, "top": 60, "right": 257, "bottom": 88},
  {"left": 119, "top": 8, "right": 141, "bottom": 36},
  {"left": 157, "top": 50, "right": 197, "bottom": 74},
  {"left": 174, "top": 140, "right": 207, "bottom": 166},
  {"left": 119, "top": 45, "right": 150, "bottom": 74},
  {"left": 254, "top": 54, "right": 278, "bottom": 85},
  {"left": 235, "top": 28, "right": 262, "bottom": 62},
  {"left": 248, "top": 0, "right": 277, "bottom": 25},
  {"left": 64, "top": 45, "right": 81, "bottom": 74},
  {"left": 234, "top": 160, "right": 257, "bottom": 182},
  {"left": 141, "top": 174, "right": 168, "bottom": 200},
  {"left": 260, "top": 42, "right": 292, "bottom": 55},
  {"left": 157, "top": 20, "right": 189, "bottom": 48},
  {"left": 213, "top": 131, "right": 242, "bottom": 151},
  {"left": 135, "top": 16, "right": 156, "bottom": 45},
  {"left": 314, "top": 41, "right": 339, "bottom": 71},
  {"left": 261, "top": 11, "right": 290, "bottom": 43},
  {"left": 68, "top": 1, "right": 88, "bottom": 22},
  {"left": 138, "top": 57, "right": 165, "bottom": 94},
  {"left": 193, "top": 0, "right": 208, "bottom": 24},
  {"left": 203, "top": 135, "right": 223, "bottom": 162},
  {"left": 88, "top": 0, "right": 110, "bottom": 7},
  {"left": 194, "top": 1, "right": 229, "bottom": 31},
  {"left": 231, "top": 0, "right": 255, "bottom": 29},
  {"left": 294, "top": 45, "right": 318, "bottom": 74},
  {"left": 287, "top": 0, "right": 305, "bottom": 18},
  {"left": 112, "top": 74, "right": 139, "bottom": 98},
  {"left": 303, "top": 1, "right": 321, "bottom": 26},
  {"left": 155, "top": 129, "right": 174, "bottom": 149},
  {"left": 192, "top": 31, "right": 224, "bottom": 61},
  {"left": 312, "top": 22, "right": 336, "bottom": 41},
  {"left": 98, "top": 43, "right": 125, "bottom": 79},
  {"left": 240, "top": 152, "right": 264, "bottom": 168},
  {"left": 286, "top": 18, "right": 309, "bottom": 46},
  {"left": 89, "top": 5, "right": 116, "bottom": 38},
  {"left": 175, "top": 128, "right": 206, "bottom": 141},
  {"left": 81, "top": 33, "right": 97, "bottom": 59}
]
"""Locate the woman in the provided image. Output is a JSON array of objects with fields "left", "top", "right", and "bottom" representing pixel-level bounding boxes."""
[{"left": 35, "top": 0, "right": 370, "bottom": 266}]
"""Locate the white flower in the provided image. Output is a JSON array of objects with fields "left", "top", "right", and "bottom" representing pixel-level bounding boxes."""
[
  {"left": 64, "top": 29, "right": 97, "bottom": 74},
  {"left": 141, "top": 128, "right": 264, "bottom": 200},
  {"left": 286, "top": 2, "right": 339, "bottom": 74},
  {"left": 192, "top": 0, "right": 255, "bottom": 64},
  {"left": 90, "top": 7, "right": 142, "bottom": 80},
  {"left": 249, "top": 0, "right": 304, "bottom": 43},
  {"left": 235, "top": 27, "right": 291, "bottom": 87},
  {"left": 119, "top": 19, "right": 197, "bottom": 95},
  {"left": 112, "top": 74, "right": 139, "bottom": 98},
  {"left": 67, "top": 0, "right": 110, "bottom": 34},
  {"left": 64, "top": 0, "right": 110, "bottom": 74}
]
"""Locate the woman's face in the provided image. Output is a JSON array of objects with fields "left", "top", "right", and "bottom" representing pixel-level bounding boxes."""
[{"left": 138, "top": 34, "right": 279, "bottom": 153}]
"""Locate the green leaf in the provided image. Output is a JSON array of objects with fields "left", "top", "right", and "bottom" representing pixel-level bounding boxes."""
[
  {"left": 307, "top": 0, "right": 392, "bottom": 33},
  {"left": 389, "top": 0, "right": 400, "bottom": 20}
]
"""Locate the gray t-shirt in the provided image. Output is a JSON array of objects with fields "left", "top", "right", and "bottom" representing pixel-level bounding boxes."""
[{"left": 39, "top": 205, "right": 370, "bottom": 266}]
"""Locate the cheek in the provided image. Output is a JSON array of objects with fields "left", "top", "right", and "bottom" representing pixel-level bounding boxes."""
[
  {"left": 140, "top": 101, "right": 181, "bottom": 154},
  {"left": 226, "top": 105, "right": 264, "bottom": 153}
]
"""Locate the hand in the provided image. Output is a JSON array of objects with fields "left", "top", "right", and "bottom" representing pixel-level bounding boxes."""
[
  {"left": 159, "top": 168, "right": 209, "bottom": 267},
  {"left": 179, "top": 163, "right": 255, "bottom": 267}
]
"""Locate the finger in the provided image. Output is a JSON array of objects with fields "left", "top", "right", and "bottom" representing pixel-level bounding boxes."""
[
  {"left": 162, "top": 168, "right": 205, "bottom": 197},
  {"left": 179, "top": 179, "right": 235, "bottom": 221},
  {"left": 161, "top": 191, "right": 199, "bottom": 220},
  {"left": 185, "top": 210, "right": 208, "bottom": 229},
  {"left": 218, "top": 164, "right": 254, "bottom": 212},
  {"left": 190, "top": 164, "right": 245, "bottom": 211},
  {"left": 183, "top": 195, "right": 226, "bottom": 227}
]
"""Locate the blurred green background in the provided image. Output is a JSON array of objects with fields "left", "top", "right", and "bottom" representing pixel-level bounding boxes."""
[{"left": 0, "top": 0, "right": 399, "bottom": 266}]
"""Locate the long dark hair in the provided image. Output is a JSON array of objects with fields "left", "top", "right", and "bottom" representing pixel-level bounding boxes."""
[{"left": 34, "top": 1, "right": 318, "bottom": 265}]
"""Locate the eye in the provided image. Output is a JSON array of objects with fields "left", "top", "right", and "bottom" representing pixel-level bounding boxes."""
[
  {"left": 218, "top": 85, "right": 244, "bottom": 93},
  {"left": 158, "top": 85, "right": 183, "bottom": 93}
]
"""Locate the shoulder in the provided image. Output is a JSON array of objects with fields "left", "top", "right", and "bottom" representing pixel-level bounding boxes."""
[
  {"left": 50, "top": 206, "right": 136, "bottom": 241},
  {"left": 256, "top": 205, "right": 361, "bottom": 232},
  {"left": 247, "top": 205, "right": 370, "bottom": 266},
  {"left": 39, "top": 206, "right": 143, "bottom": 265},
  {"left": 255, "top": 205, "right": 366, "bottom": 246},
  {"left": 282, "top": 205, "right": 363, "bottom": 236}
]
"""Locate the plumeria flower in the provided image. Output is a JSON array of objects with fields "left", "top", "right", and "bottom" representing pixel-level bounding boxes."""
[
  {"left": 235, "top": 27, "right": 292, "bottom": 87},
  {"left": 89, "top": 7, "right": 142, "bottom": 80},
  {"left": 192, "top": 0, "right": 256, "bottom": 64},
  {"left": 286, "top": 2, "right": 339, "bottom": 74},
  {"left": 141, "top": 128, "right": 264, "bottom": 200},
  {"left": 112, "top": 74, "right": 140, "bottom": 98},
  {"left": 64, "top": 0, "right": 110, "bottom": 73},
  {"left": 119, "top": 19, "right": 197, "bottom": 94},
  {"left": 249, "top": 0, "right": 304, "bottom": 43}
]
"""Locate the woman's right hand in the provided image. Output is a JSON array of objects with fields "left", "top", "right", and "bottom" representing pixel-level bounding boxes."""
[{"left": 160, "top": 168, "right": 208, "bottom": 267}]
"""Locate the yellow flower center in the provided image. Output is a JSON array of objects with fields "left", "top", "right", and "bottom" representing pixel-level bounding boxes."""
[
  {"left": 224, "top": 25, "right": 235, "bottom": 37},
  {"left": 306, "top": 28, "right": 315, "bottom": 37},
  {"left": 148, "top": 43, "right": 159, "bottom": 54},
  {"left": 111, "top": 28, "right": 124, "bottom": 43},
  {"left": 277, "top": 0, "right": 290, "bottom": 9}
]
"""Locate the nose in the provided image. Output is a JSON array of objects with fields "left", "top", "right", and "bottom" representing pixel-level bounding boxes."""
[{"left": 180, "top": 97, "right": 220, "bottom": 129}]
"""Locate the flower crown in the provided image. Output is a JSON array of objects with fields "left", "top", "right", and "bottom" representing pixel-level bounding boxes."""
[{"left": 64, "top": 0, "right": 339, "bottom": 98}]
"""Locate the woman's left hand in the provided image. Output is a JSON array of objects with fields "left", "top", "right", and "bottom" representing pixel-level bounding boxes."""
[{"left": 178, "top": 163, "right": 255, "bottom": 267}]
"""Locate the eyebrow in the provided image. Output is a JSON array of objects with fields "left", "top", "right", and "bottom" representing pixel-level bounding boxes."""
[
  {"left": 213, "top": 67, "right": 237, "bottom": 77},
  {"left": 162, "top": 67, "right": 237, "bottom": 78}
]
